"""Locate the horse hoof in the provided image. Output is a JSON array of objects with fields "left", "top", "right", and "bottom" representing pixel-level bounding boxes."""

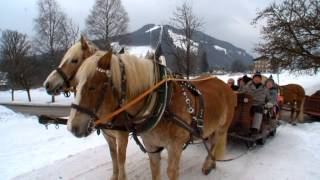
[
  {"left": 109, "top": 175, "right": 117, "bottom": 180},
  {"left": 202, "top": 162, "right": 216, "bottom": 175},
  {"left": 202, "top": 167, "right": 212, "bottom": 175}
]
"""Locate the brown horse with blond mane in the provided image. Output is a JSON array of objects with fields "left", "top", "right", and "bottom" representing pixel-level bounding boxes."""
[
  {"left": 68, "top": 50, "right": 237, "bottom": 180},
  {"left": 279, "top": 84, "right": 305, "bottom": 124},
  {"left": 43, "top": 38, "right": 130, "bottom": 180}
]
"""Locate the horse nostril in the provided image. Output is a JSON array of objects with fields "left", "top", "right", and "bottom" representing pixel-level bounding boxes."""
[{"left": 45, "top": 82, "right": 50, "bottom": 90}]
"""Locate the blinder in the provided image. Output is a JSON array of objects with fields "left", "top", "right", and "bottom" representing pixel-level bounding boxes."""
[{"left": 70, "top": 68, "right": 114, "bottom": 134}]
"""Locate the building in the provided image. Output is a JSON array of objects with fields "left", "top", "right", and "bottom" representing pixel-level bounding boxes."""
[{"left": 253, "top": 56, "right": 272, "bottom": 73}]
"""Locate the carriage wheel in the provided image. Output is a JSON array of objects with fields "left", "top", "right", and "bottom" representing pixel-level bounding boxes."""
[{"left": 256, "top": 137, "right": 266, "bottom": 145}]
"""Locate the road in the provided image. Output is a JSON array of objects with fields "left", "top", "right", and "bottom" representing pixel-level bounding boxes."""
[{"left": 0, "top": 103, "right": 70, "bottom": 117}]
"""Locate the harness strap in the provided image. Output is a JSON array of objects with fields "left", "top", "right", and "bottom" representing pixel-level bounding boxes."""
[
  {"left": 71, "top": 104, "right": 99, "bottom": 120},
  {"left": 131, "top": 129, "right": 164, "bottom": 154},
  {"left": 56, "top": 68, "right": 71, "bottom": 88},
  {"left": 95, "top": 76, "right": 214, "bottom": 126}
]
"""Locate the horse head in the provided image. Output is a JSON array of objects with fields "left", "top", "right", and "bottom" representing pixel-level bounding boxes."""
[
  {"left": 67, "top": 50, "right": 156, "bottom": 137},
  {"left": 67, "top": 51, "right": 118, "bottom": 137},
  {"left": 43, "top": 35, "right": 99, "bottom": 95}
]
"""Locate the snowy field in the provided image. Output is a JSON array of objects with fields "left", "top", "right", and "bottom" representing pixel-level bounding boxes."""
[
  {"left": 0, "top": 71, "right": 319, "bottom": 106},
  {"left": 0, "top": 88, "right": 72, "bottom": 106},
  {"left": 0, "top": 71, "right": 319, "bottom": 180}
]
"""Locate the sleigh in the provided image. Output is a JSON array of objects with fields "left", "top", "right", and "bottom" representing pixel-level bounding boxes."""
[
  {"left": 228, "top": 93, "right": 278, "bottom": 148},
  {"left": 304, "top": 90, "right": 320, "bottom": 119}
]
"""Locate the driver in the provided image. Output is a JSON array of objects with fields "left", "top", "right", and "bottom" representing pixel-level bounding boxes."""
[{"left": 240, "top": 72, "right": 270, "bottom": 134}]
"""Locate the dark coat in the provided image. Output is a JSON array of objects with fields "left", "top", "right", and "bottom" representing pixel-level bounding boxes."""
[{"left": 240, "top": 82, "right": 270, "bottom": 106}]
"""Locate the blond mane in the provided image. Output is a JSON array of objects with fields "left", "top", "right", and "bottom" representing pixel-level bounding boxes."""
[
  {"left": 111, "top": 54, "right": 155, "bottom": 97},
  {"left": 59, "top": 40, "right": 99, "bottom": 67},
  {"left": 76, "top": 52, "right": 155, "bottom": 98}
]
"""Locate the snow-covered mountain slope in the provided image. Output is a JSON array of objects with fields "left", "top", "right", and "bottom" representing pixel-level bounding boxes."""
[{"left": 98, "top": 24, "right": 254, "bottom": 72}]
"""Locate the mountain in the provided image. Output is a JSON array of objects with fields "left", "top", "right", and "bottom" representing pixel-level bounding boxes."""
[{"left": 97, "top": 24, "right": 253, "bottom": 72}]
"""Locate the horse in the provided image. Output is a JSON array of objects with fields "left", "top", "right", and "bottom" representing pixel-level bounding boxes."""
[
  {"left": 43, "top": 39, "right": 129, "bottom": 180},
  {"left": 279, "top": 84, "right": 305, "bottom": 124},
  {"left": 68, "top": 51, "right": 237, "bottom": 180}
]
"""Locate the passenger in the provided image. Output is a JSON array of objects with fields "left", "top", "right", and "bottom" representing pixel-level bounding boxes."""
[
  {"left": 242, "top": 75, "right": 252, "bottom": 85},
  {"left": 237, "top": 77, "right": 245, "bottom": 91},
  {"left": 227, "top": 78, "right": 239, "bottom": 91},
  {"left": 265, "top": 77, "right": 279, "bottom": 117},
  {"left": 265, "top": 77, "right": 277, "bottom": 106},
  {"left": 240, "top": 72, "right": 270, "bottom": 134}
]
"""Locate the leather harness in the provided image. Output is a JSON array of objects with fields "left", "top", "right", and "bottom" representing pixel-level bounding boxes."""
[{"left": 69, "top": 55, "right": 207, "bottom": 154}]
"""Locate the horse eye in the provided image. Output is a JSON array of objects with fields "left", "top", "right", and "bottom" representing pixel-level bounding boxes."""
[
  {"left": 71, "top": 59, "right": 78, "bottom": 63},
  {"left": 88, "top": 86, "right": 96, "bottom": 91}
]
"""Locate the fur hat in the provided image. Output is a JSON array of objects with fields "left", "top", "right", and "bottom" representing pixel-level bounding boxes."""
[{"left": 253, "top": 72, "right": 262, "bottom": 79}]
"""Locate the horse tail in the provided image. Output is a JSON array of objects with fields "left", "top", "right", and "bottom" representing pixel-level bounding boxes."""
[
  {"left": 215, "top": 131, "right": 228, "bottom": 160},
  {"left": 298, "top": 96, "right": 305, "bottom": 123}
]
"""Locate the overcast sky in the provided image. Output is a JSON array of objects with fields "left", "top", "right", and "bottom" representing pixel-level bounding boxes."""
[{"left": 0, "top": 0, "right": 280, "bottom": 56}]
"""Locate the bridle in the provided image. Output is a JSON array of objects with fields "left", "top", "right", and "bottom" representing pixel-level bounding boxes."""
[
  {"left": 55, "top": 67, "right": 75, "bottom": 97},
  {"left": 55, "top": 45, "right": 98, "bottom": 97},
  {"left": 69, "top": 56, "right": 131, "bottom": 134},
  {"left": 70, "top": 67, "right": 113, "bottom": 133}
]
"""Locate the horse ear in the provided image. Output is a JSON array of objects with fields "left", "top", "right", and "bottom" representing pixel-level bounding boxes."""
[
  {"left": 98, "top": 51, "right": 113, "bottom": 70},
  {"left": 80, "top": 35, "right": 89, "bottom": 50}
]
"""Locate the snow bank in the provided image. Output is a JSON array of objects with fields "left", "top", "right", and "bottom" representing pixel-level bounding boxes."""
[
  {"left": 0, "top": 88, "right": 73, "bottom": 105},
  {"left": 12, "top": 122, "right": 320, "bottom": 180},
  {"left": 0, "top": 105, "right": 105, "bottom": 180}
]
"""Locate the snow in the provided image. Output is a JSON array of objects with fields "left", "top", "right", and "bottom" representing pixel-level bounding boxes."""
[
  {"left": 0, "top": 88, "right": 73, "bottom": 106},
  {"left": 145, "top": 25, "right": 161, "bottom": 33},
  {"left": 10, "top": 120, "right": 320, "bottom": 180},
  {"left": 214, "top": 45, "right": 227, "bottom": 54},
  {"left": 0, "top": 72, "right": 319, "bottom": 179},
  {"left": 168, "top": 29, "right": 199, "bottom": 54},
  {"left": 125, "top": 45, "right": 153, "bottom": 58}
]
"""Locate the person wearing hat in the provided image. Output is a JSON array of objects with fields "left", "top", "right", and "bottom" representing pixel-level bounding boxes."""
[
  {"left": 240, "top": 72, "right": 270, "bottom": 135},
  {"left": 265, "top": 77, "right": 279, "bottom": 117},
  {"left": 227, "top": 78, "right": 239, "bottom": 91}
]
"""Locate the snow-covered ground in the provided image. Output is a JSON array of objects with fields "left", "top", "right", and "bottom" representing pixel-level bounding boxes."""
[
  {"left": 0, "top": 88, "right": 73, "bottom": 106},
  {"left": 0, "top": 71, "right": 319, "bottom": 180},
  {"left": 3, "top": 107, "right": 320, "bottom": 180},
  {"left": 1, "top": 71, "right": 318, "bottom": 106},
  {"left": 0, "top": 106, "right": 105, "bottom": 180}
]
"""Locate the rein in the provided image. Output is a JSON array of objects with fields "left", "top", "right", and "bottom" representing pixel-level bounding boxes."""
[
  {"left": 94, "top": 76, "right": 214, "bottom": 126},
  {"left": 55, "top": 68, "right": 74, "bottom": 97}
]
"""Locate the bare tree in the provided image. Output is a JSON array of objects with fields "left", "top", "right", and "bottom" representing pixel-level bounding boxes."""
[
  {"left": 252, "top": 0, "right": 320, "bottom": 72},
  {"left": 85, "top": 0, "right": 129, "bottom": 50},
  {"left": 60, "top": 18, "right": 80, "bottom": 50},
  {"left": 34, "top": 0, "right": 79, "bottom": 102},
  {"left": 0, "top": 30, "right": 34, "bottom": 101},
  {"left": 169, "top": 1, "right": 203, "bottom": 79}
]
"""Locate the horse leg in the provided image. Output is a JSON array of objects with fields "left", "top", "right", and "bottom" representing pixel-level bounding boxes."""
[
  {"left": 146, "top": 144, "right": 162, "bottom": 180},
  {"left": 297, "top": 97, "right": 305, "bottom": 123},
  {"left": 290, "top": 105, "right": 296, "bottom": 125},
  {"left": 202, "top": 134, "right": 217, "bottom": 175},
  {"left": 102, "top": 131, "right": 119, "bottom": 180},
  {"left": 167, "top": 143, "right": 183, "bottom": 180},
  {"left": 202, "top": 128, "right": 228, "bottom": 175},
  {"left": 116, "top": 132, "right": 129, "bottom": 180}
]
